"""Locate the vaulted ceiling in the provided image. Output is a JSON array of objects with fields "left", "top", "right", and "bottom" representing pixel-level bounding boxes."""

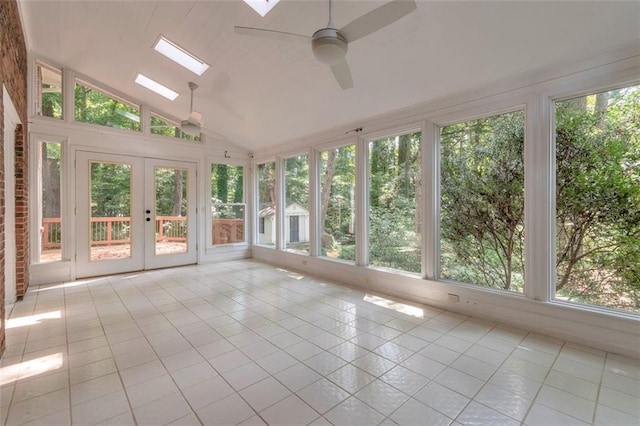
[{"left": 18, "top": 1, "right": 640, "bottom": 151}]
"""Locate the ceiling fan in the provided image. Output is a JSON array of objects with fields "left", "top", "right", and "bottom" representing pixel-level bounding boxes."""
[
  {"left": 151, "top": 82, "right": 227, "bottom": 140},
  {"left": 180, "top": 82, "right": 203, "bottom": 137},
  {"left": 235, "top": 0, "right": 417, "bottom": 89}
]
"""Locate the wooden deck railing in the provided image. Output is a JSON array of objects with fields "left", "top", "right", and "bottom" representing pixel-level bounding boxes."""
[{"left": 42, "top": 216, "right": 244, "bottom": 248}]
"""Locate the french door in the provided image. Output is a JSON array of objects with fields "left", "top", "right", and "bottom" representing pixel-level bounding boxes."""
[{"left": 75, "top": 151, "right": 197, "bottom": 278}]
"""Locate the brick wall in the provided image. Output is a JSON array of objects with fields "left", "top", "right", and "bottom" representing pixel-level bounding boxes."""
[{"left": 0, "top": 0, "right": 28, "bottom": 357}]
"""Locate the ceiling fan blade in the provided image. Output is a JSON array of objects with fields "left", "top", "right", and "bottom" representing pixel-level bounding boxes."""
[
  {"left": 330, "top": 59, "right": 353, "bottom": 90},
  {"left": 234, "top": 26, "right": 310, "bottom": 44},
  {"left": 188, "top": 111, "right": 202, "bottom": 125},
  {"left": 340, "top": 0, "right": 417, "bottom": 43}
]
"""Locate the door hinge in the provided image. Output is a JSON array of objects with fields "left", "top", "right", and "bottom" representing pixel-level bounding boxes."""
[{"left": 74, "top": 206, "right": 77, "bottom": 215}]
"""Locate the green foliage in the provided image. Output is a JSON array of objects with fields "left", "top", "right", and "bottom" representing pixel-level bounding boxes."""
[
  {"left": 555, "top": 87, "right": 640, "bottom": 312},
  {"left": 75, "top": 83, "right": 140, "bottom": 131},
  {"left": 154, "top": 168, "right": 186, "bottom": 216},
  {"left": 440, "top": 110, "right": 525, "bottom": 292},
  {"left": 90, "top": 162, "right": 131, "bottom": 217},
  {"left": 285, "top": 155, "right": 309, "bottom": 208},
  {"left": 42, "top": 92, "right": 62, "bottom": 119},
  {"left": 321, "top": 146, "right": 356, "bottom": 259},
  {"left": 258, "top": 162, "right": 276, "bottom": 210},
  {"left": 369, "top": 133, "right": 422, "bottom": 273}
]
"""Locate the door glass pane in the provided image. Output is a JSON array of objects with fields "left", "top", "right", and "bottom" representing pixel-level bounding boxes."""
[
  {"left": 90, "top": 162, "right": 132, "bottom": 261},
  {"left": 155, "top": 167, "right": 188, "bottom": 255}
]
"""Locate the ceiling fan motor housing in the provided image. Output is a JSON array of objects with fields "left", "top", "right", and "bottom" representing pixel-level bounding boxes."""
[{"left": 312, "top": 28, "right": 348, "bottom": 65}]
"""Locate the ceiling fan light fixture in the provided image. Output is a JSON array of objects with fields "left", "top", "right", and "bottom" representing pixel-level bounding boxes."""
[
  {"left": 180, "top": 120, "right": 201, "bottom": 137},
  {"left": 312, "top": 28, "right": 347, "bottom": 65}
]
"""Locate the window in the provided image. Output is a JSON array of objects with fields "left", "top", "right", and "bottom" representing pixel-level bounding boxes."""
[
  {"left": 439, "top": 110, "right": 525, "bottom": 292},
  {"left": 320, "top": 145, "right": 356, "bottom": 262},
  {"left": 150, "top": 113, "right": 201, "bottom": 141},
  {"left": 369, "top": 132, "right": 422, "bottom": 273},
  {"left": 257, "top": 161, "right": 276, "bottom": 246},
  {"left": 38, "top": 140, "right": 63, "bottom": 262},
  {"left": 75, "top": 79, "right": 140, "bottom": 131},
  {"left": 555, "top": 85, "right": 639, "bottom": 313},
  {"left": 284, "top": 154, "right": 309, "bottom": 253},
  {"left": 36, "top": 62, "right": 62, "bottom": 119},
  {"left": 211, "top": 164, "right": 245, "bottom": 245}
]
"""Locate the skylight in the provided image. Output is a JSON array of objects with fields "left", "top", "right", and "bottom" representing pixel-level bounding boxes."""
[
  {"left": 243, "top": 0, "right": 280, "bottom": 17},
  {"left": 135, "top": 74, "right": 179, "bottom": 100},
  {"left": 153, "top": 36, "right": 210, "bottom": 76}
]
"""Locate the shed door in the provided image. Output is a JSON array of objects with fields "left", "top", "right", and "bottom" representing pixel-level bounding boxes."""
[{"left": 289, "top": 215, "right": 299, "bottom": 243}]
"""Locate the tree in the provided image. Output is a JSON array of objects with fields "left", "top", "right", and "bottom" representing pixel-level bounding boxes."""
[
  {"left": 440, "top": 111, "right": 525, "bottom": 291},
  {"left": 555, "top": 87, "right": 640, "bottom": 310}
]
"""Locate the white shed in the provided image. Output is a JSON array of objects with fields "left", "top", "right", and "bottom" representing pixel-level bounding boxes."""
[{"left": 258, "top": 203, "right": 309, "bottom": 246}]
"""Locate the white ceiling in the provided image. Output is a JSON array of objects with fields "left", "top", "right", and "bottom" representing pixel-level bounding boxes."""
[{"left": 18, "top": 1, "right": 640, "bottom": 151}]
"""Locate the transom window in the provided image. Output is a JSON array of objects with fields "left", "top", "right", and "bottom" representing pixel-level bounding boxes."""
[{"left": 74, "top": 79, "right": 140, "bottom": 131}]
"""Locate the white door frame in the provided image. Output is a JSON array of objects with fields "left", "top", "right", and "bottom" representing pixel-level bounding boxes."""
[{"left": 75, "top": 151, "right": 197, "bottom": 278}]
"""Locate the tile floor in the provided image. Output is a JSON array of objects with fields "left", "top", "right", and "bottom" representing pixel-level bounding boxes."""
[{"left": 1, "top": 260, "right": 639, "bottom": 425}]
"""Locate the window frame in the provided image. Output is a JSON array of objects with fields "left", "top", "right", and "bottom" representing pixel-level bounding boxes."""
[
  {"left": 254, "top": 159, "right": 278, "bottom": 248},
  {"left": 282, "top": 152, "right": 311, "bottom": 255},
  {"left": 549, "top": 82, "right": 640, "bottom": 315},
  {"left": 207, "top": 159, "right": 248, "bottom": 249},
  {"left": 73, "top": 76, "right": 142, "bottom": 132},
  {"left": 34, "top": 60, "right": 64, "bottom": 121},
  {"left": 361, "top": 125, "right": 424, "bottom": 276},
  {"left": 30, "top": 133, "right": 70, "bottom": 264},
  {"left": 435, "top": 106, "right": 528, "bottom": 294}
]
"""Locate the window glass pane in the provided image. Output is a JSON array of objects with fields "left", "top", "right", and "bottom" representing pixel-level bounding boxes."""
[
  {"left": 36, "top": 63, "right": 62, "bottom": 119},
  {"left": 369, "top": 132, "right": 422, "bottom": 273},
  {"left": 211, "top": 164, "right": 245, "bottom": 245},
  {"left": 555, "top": 86, "right": 640, "bottom": 313},
  {"left": 285, "top": 155, "right": 309, "bottom": 253},
  {"left": 151, "top": 114, "right": 181, "bottom": 138},
  {"left": 150, "top": 113, "right": 201, "bottom": 141},
  {"left": 440, "top": 110, "right": 525, "bottom": 292},
  {"left": 320, "top": 145, "right": 356, "bottom": 262},
  {"left": 39, "top": 141, "right": 62, "bottom": 262},
  {"left": 257, "top": 162, "right": 276, "bottom": 246},
  {"left": 75, "top": 80, "right": 140, "bottom": 131}
]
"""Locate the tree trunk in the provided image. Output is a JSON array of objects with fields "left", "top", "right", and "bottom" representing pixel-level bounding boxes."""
[
  {"left": 320, "top": 149, "right": 337, "bottom": 226},
  {"left": 42, "top": 144, "right": 61, "bottom": 218},
  {"left": 595, "top": 92, "right": 609, "bottom": 129}
]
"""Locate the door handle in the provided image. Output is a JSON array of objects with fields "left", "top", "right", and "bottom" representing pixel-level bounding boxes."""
[
  {"left": 146, "top": 209, "right": 151, "bottom": 214},
  {"left": 146, "top": 217, "right": 151, "bottom": 222}
]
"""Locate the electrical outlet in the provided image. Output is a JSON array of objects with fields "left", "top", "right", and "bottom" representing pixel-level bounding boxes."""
[{"left": 448, "top": 293, "right": 459, "bottom": 303}]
